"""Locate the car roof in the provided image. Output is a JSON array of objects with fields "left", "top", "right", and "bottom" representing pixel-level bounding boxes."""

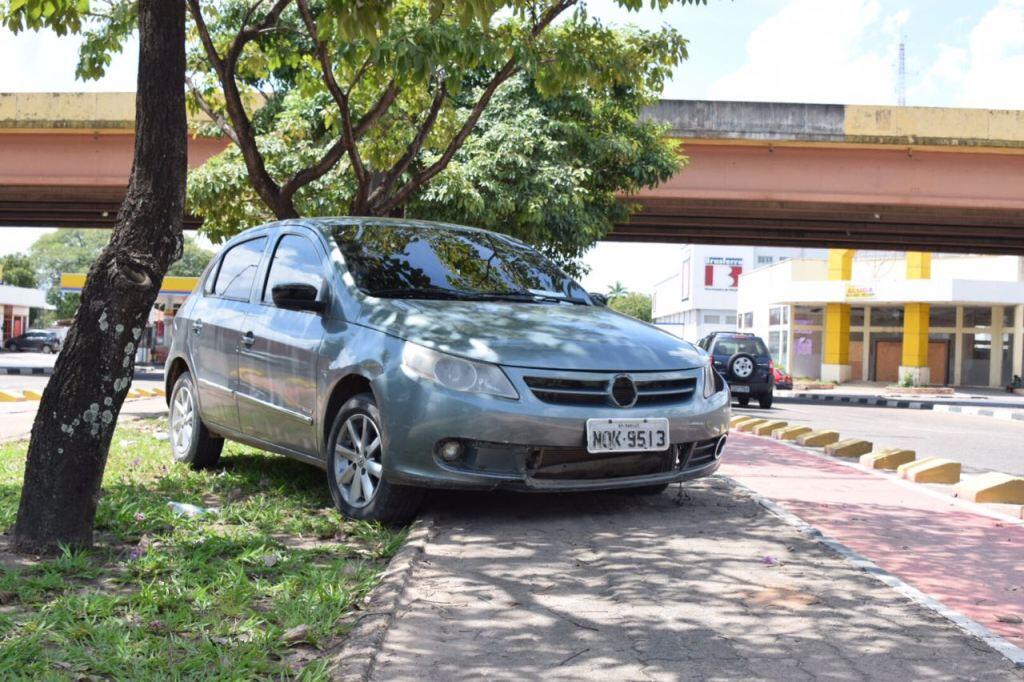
[{"left": 226, "top": 217, "right": 525, "bottom": 248}]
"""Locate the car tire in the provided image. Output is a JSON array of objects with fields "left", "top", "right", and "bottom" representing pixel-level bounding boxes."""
[
  {"left": 728, "top": 352, "right": 757, "bottom": 382},
  {"left": 325, "top": 393, "right": 423, "bottom": 524},
  {"left": 41, "top": 345, "right": 52, "bottom": 354},
  {"left": 169, "top": 370, "right": 223, "bottom": 469},
  {"left": 8, "top": 343, "right": 18, "bottom": 352},
  {"left": 758, "top": 392, "right": 774, "bottom": 409},
  {"left": 737, "top": 396, "right": 750, "bottom": 407},
  {"left": 620, "top": 483, "right": 670, "bottom": 495}
]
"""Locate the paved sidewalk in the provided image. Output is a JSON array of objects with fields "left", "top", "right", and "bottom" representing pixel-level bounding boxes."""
[
  {"left": 370, "top": 479, "right": 1022, "bottom": 680},
  {"left": 722, "top": 433, "right": 1024, "bottom": 650}
]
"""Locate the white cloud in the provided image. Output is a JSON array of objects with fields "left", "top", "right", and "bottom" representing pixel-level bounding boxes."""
[
  {"left": 0, "top": 28, "right": 137, "bottom": 92},
  {"left": 942, "top": 0, "right": 1024, "bottom": 109},
  {"left": 707, "top": 0, "right": 901, "bottom": 105}
]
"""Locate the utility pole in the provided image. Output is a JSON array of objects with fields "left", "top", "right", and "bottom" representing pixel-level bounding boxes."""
[{"left": 897, "top": 37, "right": 907, "bottom": 106}]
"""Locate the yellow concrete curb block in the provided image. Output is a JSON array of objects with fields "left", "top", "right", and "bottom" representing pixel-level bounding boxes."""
[
  {"left": 796, "top": 430, "right": 840, "bottom": 447},
  {"left": 0, "top": 389, "right": 25, "bottom": 402},
  {"left": 860, "top": 448, "right": 915, "bottom": 470},
  {"left": 898, "top": 457, "right": 961, "bottom": 484},
  {"left": 736, "top": 418, "right": 767, "bottom": 433},
  {"left": 729, "top": 415, "right": 753, "bottom": 429},
  {"left": 753, "top": 420, "right": 788, "bottom": 436},
  {"left": 153, "top": 388, "right": 166, "bottom": 397},
  {"left": 22, "top": 389, "right": 43, "bottom": 401},
  {"left": 825, "top": 438, "right": 873, "bottom": 458},
  {"left": 773, "top": 425, "right": 813, "bottom": 441},
  {"left": 135, "top": 388, "right": 157, "bottom": 397},
  {"left": 955, "top": 472, "right": 1024, "bottom": 504},
  {"left": 126, "top": 389, "right": 143, "bottom": 399}
]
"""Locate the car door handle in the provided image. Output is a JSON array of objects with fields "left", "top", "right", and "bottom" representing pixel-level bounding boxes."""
[
  {"left": 241, "top": 331, "right": 256, "bottom": 348},
  {"left": 192, "top": 319, "right": 204, "bottom": 334}
]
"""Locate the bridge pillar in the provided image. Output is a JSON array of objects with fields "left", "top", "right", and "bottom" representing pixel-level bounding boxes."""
[
  {"left": 822, "top": 249, "right": 855, "bottom": 383},
  {"left": 900, "top": 253, "right": 932, "bottom": 386}
]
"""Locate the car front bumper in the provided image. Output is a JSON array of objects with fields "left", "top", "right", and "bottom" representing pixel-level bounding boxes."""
[{"left": 375, "top": 364, "right": 732, "bottom": 492}]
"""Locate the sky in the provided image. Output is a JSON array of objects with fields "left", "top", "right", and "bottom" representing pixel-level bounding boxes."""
[{"left": 3, "top": 0, "right": 1024, "bottom": 294}]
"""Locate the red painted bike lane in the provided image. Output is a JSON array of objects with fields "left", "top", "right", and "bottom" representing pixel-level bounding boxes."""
[{"left": 721, "top": 432, "right": 1024, "bottom": 650}]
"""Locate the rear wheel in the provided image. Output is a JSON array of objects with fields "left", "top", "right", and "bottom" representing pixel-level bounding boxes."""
[
  {"left": 41, "top": 345, "right": 53, "bottom": 354},
  {"left": 736, "top": 396, "right": 750, "bottom": 407},
  {"left": 169, "top": 371, "right": 223, "bottom": 469},
  {"left": 8, "top": 343, "right": 18, "bottom": 352},
  {"left": 758, "top": 392, "right": 774, "bottom": 409},
  {"left": 325, "top": 393, "right": 423, "bottom": 524}
]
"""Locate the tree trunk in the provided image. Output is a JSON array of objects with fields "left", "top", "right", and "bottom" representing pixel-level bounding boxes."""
[{"left": 13, "top": 1, "right": 187, "bottom": 553}]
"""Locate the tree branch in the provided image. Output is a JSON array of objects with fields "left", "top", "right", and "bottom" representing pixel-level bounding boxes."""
[
  {"left": 185, "top": 74, "right": 240, "bottom": 145},
  {"left": 378, "top": 0, "right": 576, "bottom": 214},
  {"left": 187, "top": 0, "right": 294, "bottom": 217}
]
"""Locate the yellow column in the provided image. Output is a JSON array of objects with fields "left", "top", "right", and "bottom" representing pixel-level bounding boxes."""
[
  {"left": 900, "top": 253, "right": 932, "bottom": 386},
  {"left": 822, "top": 249, "right": 854, "bottom": 383}
]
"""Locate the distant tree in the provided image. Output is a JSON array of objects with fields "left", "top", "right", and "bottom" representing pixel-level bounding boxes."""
[
  {"left": 606, "top": 280, "right": 628, "bottom": 300},
  {"left": 0, "top": 254, "right": 37, "bottom": 288},
  {"left": 608, "top": 291, "right": 652, "bottom": 322}
]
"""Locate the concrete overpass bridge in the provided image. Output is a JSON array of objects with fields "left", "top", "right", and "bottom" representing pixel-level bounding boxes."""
[{"left": 2, "top": 93, "right": 1023, "bottom": 254}]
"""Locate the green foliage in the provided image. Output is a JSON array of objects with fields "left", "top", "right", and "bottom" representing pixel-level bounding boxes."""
[
  {"left": 0, "top": 254, "right": 36, "bottom": 288},
  {"left": 0, "top": 418, "right": 404, "bottom": 677},
  {"left": 0, "top": 0, "right": 89, "bottom": 35},
  {"left": 607, "top": 290, "right": 652, "bottom": 321},
  {"left": 607, "top": 281, "right": 628, "bottom": 299}
]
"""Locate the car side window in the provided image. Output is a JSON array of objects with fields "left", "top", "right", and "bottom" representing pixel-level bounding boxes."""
[
  {"left": 212, "top": 237, "right": 267, "bottom": 300},
  {"left": 262, "top": 234, "right": 324, "bottom": 304}
]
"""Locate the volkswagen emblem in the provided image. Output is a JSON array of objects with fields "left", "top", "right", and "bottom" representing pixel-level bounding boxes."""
[{"left": 610, "top": 375, "right": 638, "bottom": 408}]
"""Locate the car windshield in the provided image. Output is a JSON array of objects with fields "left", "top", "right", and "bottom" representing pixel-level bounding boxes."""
[
  {"left": 713, "top": 336, "right": 769, "bottom": 356},
  {"left": 333, "top": 223, "right": 590, "bottom": 304}
]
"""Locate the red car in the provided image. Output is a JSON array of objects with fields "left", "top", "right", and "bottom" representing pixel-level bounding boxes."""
[{"left": 772, "top": 367, "right": 793, "bottom": 390}]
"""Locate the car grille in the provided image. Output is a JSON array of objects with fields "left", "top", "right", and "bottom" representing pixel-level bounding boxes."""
[
  {"left": 523, "top": 373, "right": 697, "bottom": 407},
  {"left": 525, "top": 437, "right": 724, "bottom": 481},
  {"left": 682, "top": 436, "right": 723, "bottom": 469}
]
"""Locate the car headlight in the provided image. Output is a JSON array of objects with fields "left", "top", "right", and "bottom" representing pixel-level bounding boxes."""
[
  {"left": 703, "top": 361, "right": 723, "bottom": 399},
  {"left": 401, "top": 343, "right": 519, "bottom": 399}
]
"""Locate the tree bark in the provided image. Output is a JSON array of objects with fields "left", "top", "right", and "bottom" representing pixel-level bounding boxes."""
[{"left": 13, "top": 0, "right": 187, "bottom": 553}]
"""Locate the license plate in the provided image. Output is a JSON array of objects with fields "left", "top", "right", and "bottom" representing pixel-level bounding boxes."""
[
  {"left": 731, "top": 385, "right": 750, "bottom": 394},
  {"left": 586, "top": 418, "right": 670, "bottom": 453}
]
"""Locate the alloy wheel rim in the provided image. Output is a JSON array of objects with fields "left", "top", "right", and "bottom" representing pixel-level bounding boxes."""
[
  {"left": 334, "top": 413, "right": 383, "bottom": 508},
  {"left": 170, "top": 384, "right": 195, "bottom": 460},
  {"left": 734, "top": 357, "right": 754, "bottom": 378}
]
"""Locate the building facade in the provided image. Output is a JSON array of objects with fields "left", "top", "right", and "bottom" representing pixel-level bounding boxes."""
[
  {"left": 0, "top": 284, "right": 50, "bottom": 344},
  {"left": 737, "top": 253, "right": 1024, "bottom": 387},
  {"left": 651, "top": 245, "right": 828, "bottom": 342}
]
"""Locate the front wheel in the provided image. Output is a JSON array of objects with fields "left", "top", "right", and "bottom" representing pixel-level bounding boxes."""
[
  {"left": 326, "top": 393, "right": 423, "bottom": 524},
  {"left": 169, "top": 370, "right": 223, "bottom": 469},
  {"left": 736, "top": 396, "right": 750, "bottom": 407},
  {"left": 41, "top": 345, "right": 53, "bottom": 354}
]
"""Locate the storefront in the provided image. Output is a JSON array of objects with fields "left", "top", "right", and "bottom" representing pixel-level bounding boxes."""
[
  {"left": 737, "top": 253, "right": 1024, "bottom": 387},
  {"left": 60, "top": 274, "right": 198, "bottom": 365},
  {"left": 0, "top": 284, "right": 50, "bottom": 344}
]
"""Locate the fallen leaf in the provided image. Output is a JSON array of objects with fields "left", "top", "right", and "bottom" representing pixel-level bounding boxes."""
[
  {"left": 996, "top": 614, "right": 1022, "bottom": 624},
  {"left": 263, "top": 555, "right": 279, "bottom": 568},
  {"left": 282, "top": 624, "right": 309, "bottom": 644}
]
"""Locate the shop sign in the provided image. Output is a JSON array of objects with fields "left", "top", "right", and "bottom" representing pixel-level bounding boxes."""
[
  {"left": 845, "top": 284, "right": 875, "bottom": 300},
  {"left": 704, "top": 257, "right": 743, "bottom": 290}
]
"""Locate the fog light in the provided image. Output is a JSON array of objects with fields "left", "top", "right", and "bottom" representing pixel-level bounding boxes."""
[{"left": 440, "top": 440, "right": 463, "bottom": 462}]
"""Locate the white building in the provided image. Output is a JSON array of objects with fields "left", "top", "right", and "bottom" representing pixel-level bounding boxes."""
[
  {"left": 0, "top": 284, "right": 49, "bottom": 344},
  {"left": 736, "top": 253, "right": 1024, "bottom": 387},
  {"left": 651, "top": 245, "right": 828, "bottom": 343}
]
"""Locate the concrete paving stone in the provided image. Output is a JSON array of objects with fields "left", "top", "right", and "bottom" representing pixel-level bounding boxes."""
[
  {"left": 773, "top": 425, "right": 813, "bottom": 441},
  {"left": 955, "top": 472, "right": 1024, "bottom": 504},
  {"left": 796, "top": 430, "right": 840, "bottom": 447},
  {"left": 824, "top": 438, "right": 873, "bottom": 458},
  {"left": 860, "top": 448, "right": 916, "bottom": 470},
  {"left": 366, "top": 479, "right": 1023, "bottom": 681}
]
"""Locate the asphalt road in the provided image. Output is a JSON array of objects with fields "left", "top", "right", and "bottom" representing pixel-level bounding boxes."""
[
  {"left": 370, "top": 480, "right": 1023, "bottom": 680},
  {"left": 734, "top": 400, "right": 1024, "bottom": 476}
]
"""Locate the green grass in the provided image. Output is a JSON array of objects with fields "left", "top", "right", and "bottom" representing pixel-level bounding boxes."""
[{"left": 0, "top": 418, "right": 406, "bottom": 679}]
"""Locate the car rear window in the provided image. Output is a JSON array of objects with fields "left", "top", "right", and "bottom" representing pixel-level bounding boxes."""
[{"left": 712, "top": 336, "right": 769, "bottom": 356}]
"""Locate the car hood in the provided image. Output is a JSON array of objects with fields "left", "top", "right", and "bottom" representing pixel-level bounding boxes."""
[{"left": 357, "top": 299, "right": 704, "bottom": 371}]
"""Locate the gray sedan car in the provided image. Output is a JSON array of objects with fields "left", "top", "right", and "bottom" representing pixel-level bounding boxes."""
[{"left": 165, "top": 218, "right": 730, "bottom": 522}]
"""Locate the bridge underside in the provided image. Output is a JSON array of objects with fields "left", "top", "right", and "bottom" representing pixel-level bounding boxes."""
[{"left": 609, "top": 197, "right": 1024, "bottom": 255}]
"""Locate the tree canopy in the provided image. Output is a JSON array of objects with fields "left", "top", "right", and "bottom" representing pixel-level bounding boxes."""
[
  {"left": 0, "top": 254, "right": 37, "bottom": 288},
  {"left": 607, "top": 290, "right": 651, "bottom": 321}
]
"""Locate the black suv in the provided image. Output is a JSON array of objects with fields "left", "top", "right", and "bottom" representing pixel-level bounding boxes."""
[
  {"left": 3, "top": 329, "right": 62, "bottom": 354},
  {"left": 697, "top": 332, "right": 774, "bottom": 409}
]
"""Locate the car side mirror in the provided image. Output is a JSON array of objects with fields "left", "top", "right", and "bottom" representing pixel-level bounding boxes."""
[
  {"left": 271, "top": 282, "right": 325, "bottom": 313},
  {"left": 589, "top": 293, "right": 609, "bottom": 306}
]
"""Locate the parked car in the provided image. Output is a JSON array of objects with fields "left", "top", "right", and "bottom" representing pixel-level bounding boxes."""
[
  {"left": 697, "top": 331, "right": 775, "bottom": 408},
  {"left": 773, "top": 367, "right": 793, "bottom": 391},
  {"left": 165, "top": 218, "right": 731, "bottom": 522},
  {"left": 3, "top": 329, "right": 62, "bottom": 354}
]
